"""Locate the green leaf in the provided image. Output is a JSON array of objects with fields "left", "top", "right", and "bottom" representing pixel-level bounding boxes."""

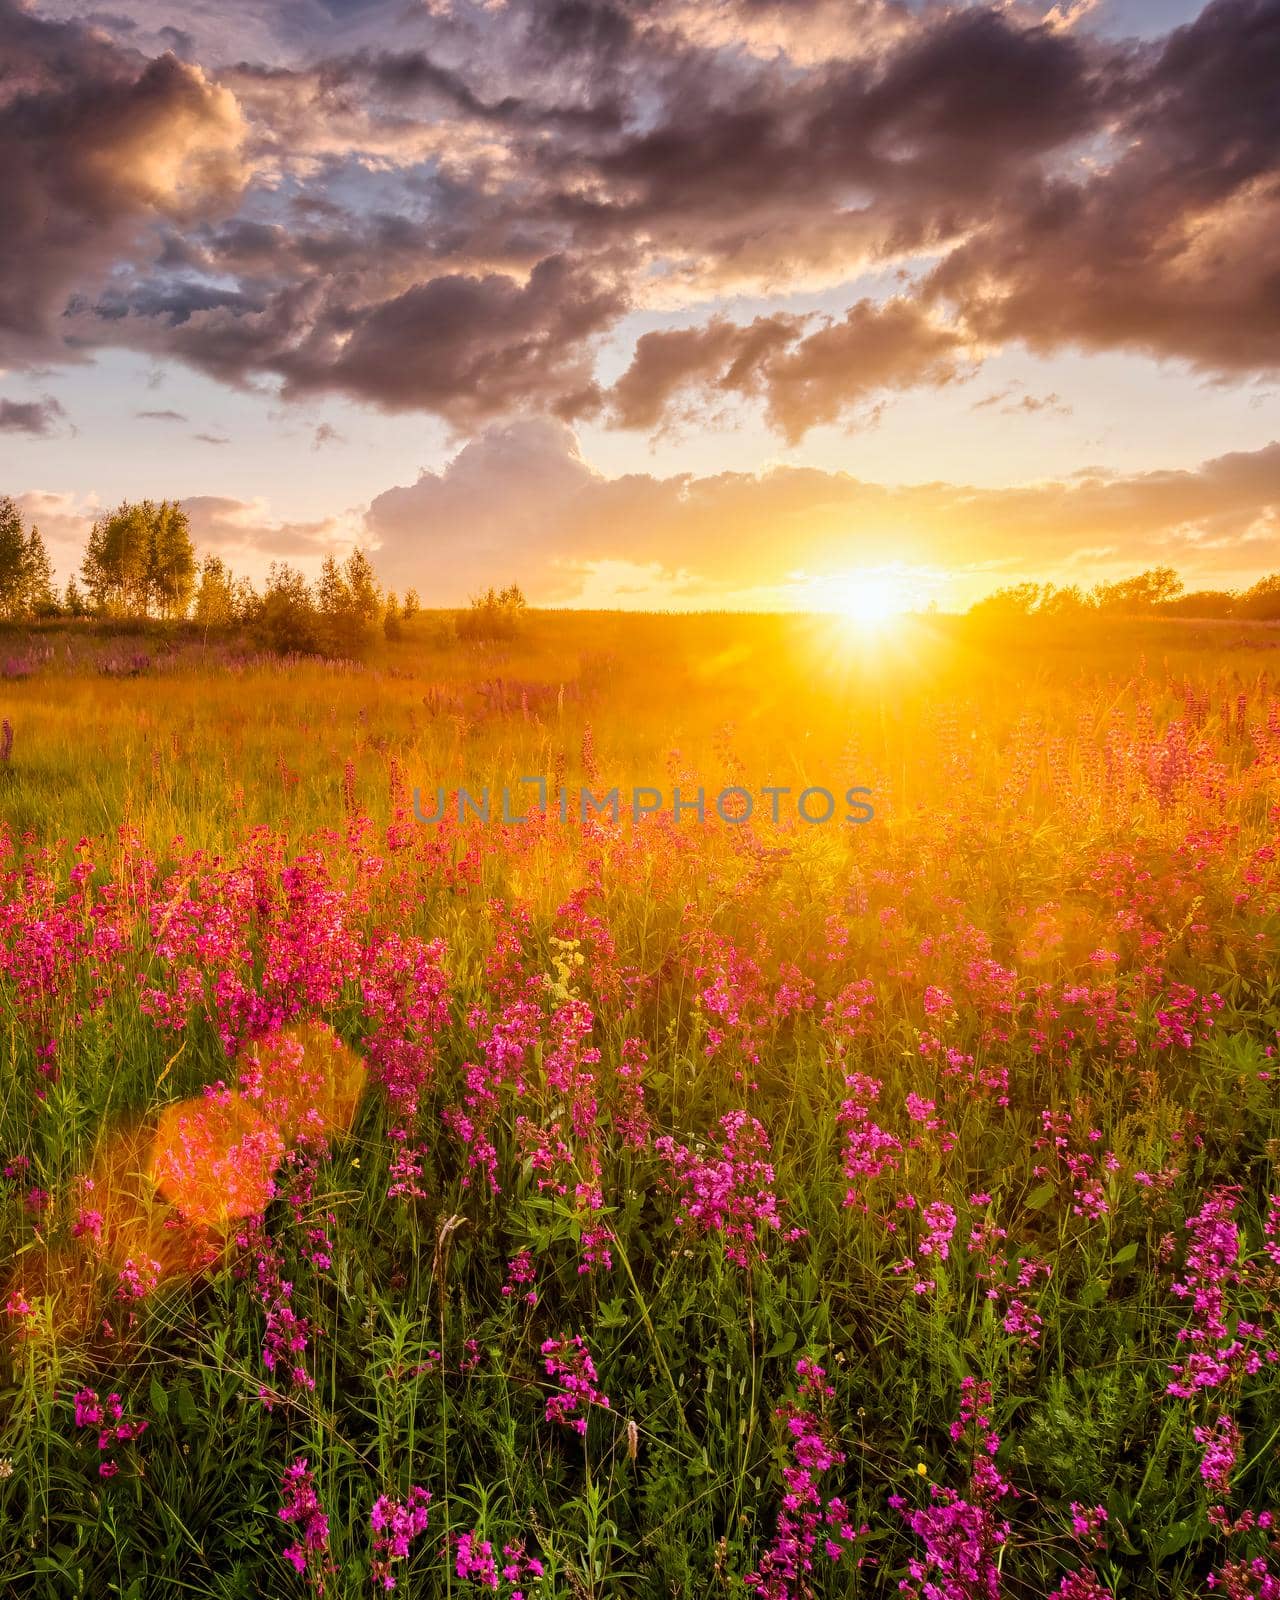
[
  {"left": 1112, "top": 1240, "right": 1139, "bottom": 1268},
  {"left": 173, "top": 1383, "right": 198, "bottom": 1429},
  {"left": 1153, "top": 1517, "right": 1197, "bottom": 1560},
  {"left": 596, "top": 1296, "right": 629, "bottom": 1329},
  {"left": 149, "top": 1376, "right": 169, "bottom": 1421},
  {"left": 1026, "top": 1182, "right": 1056, "bottom": 1211},
  {"left": 765, "top": 1330, "right": 797, "bottom": 1359}
]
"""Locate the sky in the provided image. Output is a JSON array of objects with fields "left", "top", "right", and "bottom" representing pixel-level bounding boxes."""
[{"left": 1, "top": 0, "right": 1278, "bottom": 610}]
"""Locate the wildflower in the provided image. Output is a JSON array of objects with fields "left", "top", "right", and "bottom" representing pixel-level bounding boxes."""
[
  {"left": 577, "top": 1224, "right": 613, "bottom": 1276},
  {"left": 655, "top": 1111, "right": 784, "bottom": 1268},
  {"left": 1167, "top": 1188, "right": 1275, "bottom": 1399},
  {"left": 835, "top": 1074, "right": 900, "bottom": 1209},
  {"left": 895, "top": 1379, "right": 1012, "bottom": 1600},
  {"left": 370, "top": 1486, "right": 432, "bottom": 1590},
  {"left": 279, "top": 1457, "right": 332, "bottom": 1592},
  {"left": 70, "top": 1208, "right": 104, "bottom": 1245},
  {"left": 1195, "top": 1415, "right": 1242, "bottom": 1497},
  {"left": 1068, "top": 1503, "right": 1109, "bottom": 1549},
  {"left": 4, "top": 1289, "right": 34, "bottom": 1322},
  {"left": 1053, "top": 1574, "right": 1117, "bottom": 1600},
  {"left": 745, "top": 1358, "right": 869, "bottom": 1598},
  {"left": 541, "top": 1335, "right": 609, "bottom": 1434},
  {"left": 455, "top": 1531, "right": 544, "bottom": 1597},
  {"left": 116, "top": 1257, "right": 162, "bottom": 1301},
  {"left": 501, "top": 1249, "right": 538, "bottom": 1307},
  {"left": 71, "top": 1388, "right": 147, "bottom": 1479},
  {"left": 235, "top": 1216, "right": 318, "bottom": 1403}
]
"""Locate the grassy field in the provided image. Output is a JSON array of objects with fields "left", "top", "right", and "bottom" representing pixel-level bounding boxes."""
[{"left": 2, "top": 610, "right": 1280, "bottom": 1598}]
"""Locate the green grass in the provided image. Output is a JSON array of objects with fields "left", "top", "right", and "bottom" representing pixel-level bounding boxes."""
[{"left": 1, "top": 612, "right": 1279, "bottom": 1597}]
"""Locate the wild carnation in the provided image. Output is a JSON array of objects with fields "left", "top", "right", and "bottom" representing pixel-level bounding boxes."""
[
  {"left": 541, "top": 1335, "right": 610, "bottom": 1434},
  {"left": 370, "top": 1486, "right": 432, "bottom": 1590}
]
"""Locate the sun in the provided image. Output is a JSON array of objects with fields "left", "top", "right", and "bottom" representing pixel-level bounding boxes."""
[
  {"left": 821, "top": 570, "right": 911, "bottom": 629},
  {"left": 836, "top": 574, "right": 905, "bottom": 627}
]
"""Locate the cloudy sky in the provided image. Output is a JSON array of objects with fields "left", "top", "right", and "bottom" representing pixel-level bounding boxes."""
[{"left": 2, "top": 0, "right": 1278, "bottom": 608}]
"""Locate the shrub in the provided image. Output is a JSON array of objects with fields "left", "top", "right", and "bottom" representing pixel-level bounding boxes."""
[{"left": 456, "top": 583, "right": 527, "bottom": 642}]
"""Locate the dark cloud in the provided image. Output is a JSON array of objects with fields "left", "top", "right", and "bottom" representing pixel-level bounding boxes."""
[
  {"left": 270, "top": 255, "right": 627, "bottom": 422},
  {"left": 758, "top": 299, "right": 972, "bottom": 439},
  {"left": 927, "top": 0, "right": 1280, "bottom": 371},
  {"left": 136, "top": 407, "right": 188, "bottom": 421},
  {"left": 0, "top": 0, "right": 246, "bottom": 363},
  {"left": 609, "top": 316, "right": 801, "bottom": 431},
  {"left": 608, "top": 301, "right": 969, "bottom": 440},
  {"left": 0, "top": 394, "right": 67, "bottom": 435},
  {"left": 544, "top": 4, "right": 1110, "bottom": 292},
  {"left": 83, "top": 10, "right": 137, "bottom": 32},
  {"left": 157, "top": 24, "right": 195, "bottom": 56},
  {"left": 2, "top": 0, "right": 1278, "bottom": 431}
]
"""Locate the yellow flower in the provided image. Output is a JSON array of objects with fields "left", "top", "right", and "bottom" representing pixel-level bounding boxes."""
[{"left": 916, "top": 1462, "right": 928, "bottom": 1477}]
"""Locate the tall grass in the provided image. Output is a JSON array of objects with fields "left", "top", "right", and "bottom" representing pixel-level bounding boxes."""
[{"left": 1, "top": 612, "right": 1279, "bottom": 1597}]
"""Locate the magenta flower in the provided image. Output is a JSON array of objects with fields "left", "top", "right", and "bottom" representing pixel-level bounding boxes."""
[
  {"left": 745, "top": 1358, "right": 868, "bottom": 1599},
  {"left": 541, "top": 1335, "right": 609, "bottom": 1434},
  {"left": 370, "top": 1486, "right": 432, "bottom": 1590},
  {"left": 278, "top": 1456, "right": 332, "bottom": 1592}
]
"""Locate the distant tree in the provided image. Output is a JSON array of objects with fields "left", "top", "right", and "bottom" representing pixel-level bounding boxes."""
[
  {"left": 22, "top": 526, "right": 58, "bottom": 616},
  {"left": 232, "top": 575, "right": 260, "bottom": 626},
  {"left": 81, "top": 499, "right": 195, "bottom": 619},
  {"left": 1162, "top": 589, "right": 1238, "bottom": 619},
  {"left": 1037, "top": 583, "right": 1089, "bottom": 617},
  {"left": 0, "top": 502, "right": 58, "bottom": 620},
  {"left": 345, "top": 549, "right": 381, "bottom": 621},
  {"left": 1237, "top": 574, "right": 1280, "bottom": 621},
  {"left": 193, "top": 555, "right": 238, "bottom": 630},
  {"left": 316, "top": 554, "right": 350, "bottom": 620},
  {"left": 967, "top": 582, "right": 1044, "bottom": 620},
  {"left": 1091, "top": 567, "right": 1183, "bottom": 613},
  {"left": 402, "top": 588, "right": 420, "bottom": 620},
  {"left": 0, "top": 496, "right": 27, "bottom": 620},
  {"left": 63, "top": 576, "right": 90, "bottom": 618},
  {"left": 148, "top": 500, "right": 197, "bottom": 619},
  {"left": 317, "top": 549, "right": 382, "bottom": 654},
  {"left": 457, "top": 582, "right": 528, "bottom": 641},
  {"left": 383, "top": 590, "right": 403, "bottom": 641},
  {"left": 968, "top": 581, "right": 1099, "bottom": 623},
  {"left": 81, "top": 502, "right": 151, "bottom": 617},
  {"left": 254, "top": 563, "right": 320, "bottom": 654}
]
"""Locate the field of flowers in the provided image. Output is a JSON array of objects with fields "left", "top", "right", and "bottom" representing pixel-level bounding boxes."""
[{"left": 1, "top": 610, "right": 1280, "bottom": 1599}]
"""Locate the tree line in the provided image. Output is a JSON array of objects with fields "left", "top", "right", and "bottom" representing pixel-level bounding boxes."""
[
  {"left": 0, "top": 496, "right": 526, "bottom": 651},
  {"left": 967, "top": 566, "right": 1280, "bottom": 622}
]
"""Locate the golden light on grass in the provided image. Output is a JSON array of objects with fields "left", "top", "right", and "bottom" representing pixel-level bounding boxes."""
[
  {"left": 88, "top": 1119, "right": 223, "bottom": 1280},
  {"left": 238, "top": 1021, "right": 367, "bottom": 1145},
  {"left": 3, "top": 1120, "right": 225, "bottom": 1348},
  {"left": 150, "top": 1093, "right": 285, "bottom": 1228},
  {"left": 3, "top": 1021, "right": 366, "bottom": 1350}
]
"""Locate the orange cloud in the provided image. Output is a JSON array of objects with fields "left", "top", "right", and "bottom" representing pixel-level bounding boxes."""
[{"left": 365, "top": 420, "right": 1280, "bottom": 605}]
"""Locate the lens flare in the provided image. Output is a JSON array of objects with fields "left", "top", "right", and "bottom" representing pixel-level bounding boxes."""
[
  {"left": 3, "top": 1020, "right": 366, "bottom": 1349},
  {"left": 151, "top": 1092, "right": 285, "bottom": 1228}
]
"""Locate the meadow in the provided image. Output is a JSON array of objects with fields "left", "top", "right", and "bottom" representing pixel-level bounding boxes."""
[{"left": 1, "top": 608, "right": 1280, "bottom": 1599}]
